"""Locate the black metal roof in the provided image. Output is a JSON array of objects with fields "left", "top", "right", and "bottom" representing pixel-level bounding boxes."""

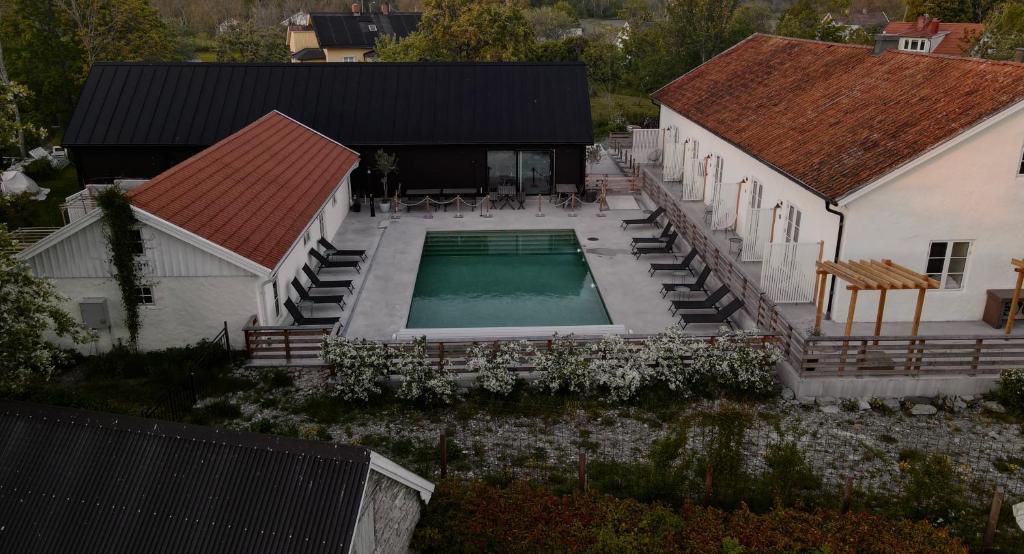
[
  {"left": 0, "top": 401, "right": 370, "bottom": 554},
  {"left": 63, "top": 62, "right": 593, "bottom": 147},
  {"left": 292, "top": 47, "right": 327, "bottom": 61},
  {"left": 310, "top": 12, "right": 421, "bottom": 48}
]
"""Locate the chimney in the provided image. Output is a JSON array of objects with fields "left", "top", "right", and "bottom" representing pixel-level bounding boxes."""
[
  {"left": 915, "top": 14, "right": 929, "bottom": 30},
  {"left": 873, "top": 33, "right": 899, "bottom": 56},
  {"left": 1015, "top": 48, "right": 1024, "bottom": 63},
  {"left": 927, "top": 19, "right": 940, "bottom": 35},
  {"left": 381, "top": 2, "right": 390, "bottom": 15},
  {"left": 351, "top": 3, "right": 361, "bottom": 16}
]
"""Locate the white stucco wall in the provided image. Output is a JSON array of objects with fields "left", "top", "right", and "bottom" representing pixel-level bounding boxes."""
[{"left": 833, "top": 105, "right": 1024, "bottom": 323}]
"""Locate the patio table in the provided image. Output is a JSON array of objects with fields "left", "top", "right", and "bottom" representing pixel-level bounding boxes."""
[{"left": 494, "top": 184, "right": 524, "bottom": 210}]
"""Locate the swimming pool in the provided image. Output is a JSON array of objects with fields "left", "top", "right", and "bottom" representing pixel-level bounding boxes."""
[{"left": 406, "top": 230, "right": 611, "bottom": 329}]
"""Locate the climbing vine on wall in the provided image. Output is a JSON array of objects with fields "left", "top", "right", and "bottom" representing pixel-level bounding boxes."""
[{"left": 97, "top": 187, "right": 144, "bottom": 348}]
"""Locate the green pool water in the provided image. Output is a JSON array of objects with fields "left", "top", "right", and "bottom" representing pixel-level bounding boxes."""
[{"left": 407, "top": 230, "right": 611, "bottom": 328}]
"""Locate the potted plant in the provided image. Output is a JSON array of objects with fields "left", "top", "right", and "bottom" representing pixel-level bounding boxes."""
[{"left": 374, "top": 150, "right": 398, "bottom": 213}]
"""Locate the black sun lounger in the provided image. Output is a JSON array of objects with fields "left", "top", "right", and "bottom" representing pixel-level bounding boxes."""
[
  {"left": 284, "top": 298, "right": 341, "bottom": 326},
  {"left": 620, "top": 206, "right": 665, "bottom": 229},
  {"left": 310, "top": 249, "right": 361, "bottom": 273},
  {"left": 669, "top": 285, "right": 730, "bottom": 315},
  {"left": 661, "top": 265, "right": 712, "bottom": 297},
  {"left": 633, "top": 232, "right": 678, "bottom": 258},
  {"left": 678, "top": 298, "right": 743, "bottom": 330},
  {"left": 318, "top": 237, "right": 367, "bottom": 261},
  {"left": 292, "top": 278, "right": 346, "bottom": 310},
  {"left": 302, "top": 264, "right": 354, "bottom": 292},
  {"left": 648, "top": 248, "right": 698, "bottom": 276},
  {"left": 631, "top": 222, "right": 674, "bottom": 245}
]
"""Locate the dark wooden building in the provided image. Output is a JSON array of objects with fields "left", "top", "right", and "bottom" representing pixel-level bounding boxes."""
[{"left": 62, "top": 62, "right": 593, "bottom": 198}]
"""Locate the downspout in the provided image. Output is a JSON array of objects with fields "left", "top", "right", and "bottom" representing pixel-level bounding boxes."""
[{"left": 824, "top": 200, "right": 845, "bottom": 319}]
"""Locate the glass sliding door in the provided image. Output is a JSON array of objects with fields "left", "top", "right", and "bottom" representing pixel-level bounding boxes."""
[
  {"left": 487, "top": 151, "right": 517, "bottom": 194},
  {"left": 520, "top": 151, "right": 552, "bottom": 195}
]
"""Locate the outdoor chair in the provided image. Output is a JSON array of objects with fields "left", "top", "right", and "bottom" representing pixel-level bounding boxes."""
[
  {"left": 669, "top": 285, "right": 730, "bottom": 316},
  {"left": 284, "top": 298, "right": 341, "bottom": 327},
  {"left": 631, "top": 222, "right": 674, "bottom": 245},
  {"left": 678, "top": 298, "right": 744, "bottom": 330},
  {"left": 318, "top": 238, "right": 367, "bottom": 261},
  {"left": 661, "top": 265, "right": 712, "bottom": 297},
  {"left": 302, "top": 264, "right": 354, "bottom": 292},
  {"left": 648, "top": 247, "right": 698, "bottom": 277},
  {"left": 310, "top": 249, "right": 361, "bottom": 273},
  {"left": 633, "top": 232, "right": 678, "bottom": 258},
  {"left": 291, "top": 278, "right": 346, "bottom": 310},
  {"left": 620, "top": 206, "right": 665, "bottom": 229}
]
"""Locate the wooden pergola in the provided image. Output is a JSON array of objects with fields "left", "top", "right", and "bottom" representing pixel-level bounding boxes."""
[
  {"left": 1007, "top": 258, "right": 1024, "bottom": 335},
  {"left": 814, "top": 259, "right": 940, "bottom": 336}
]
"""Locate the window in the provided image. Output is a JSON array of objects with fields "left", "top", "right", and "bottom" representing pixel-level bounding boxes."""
[
  {"left": 1017, "top": 144, "right": 1024, "bottom": 175},
  {"left": 129, "top": 229, "right": 144, "bottom": 254},
  {"left": 748, "top": 179, "right": 763, "bottom": 209},
  {"left": 900, "top": 38, "right": 928, "bottom": 52},
  {"left": 927, "top": 241, "right": 971, "bottom": 290},
  {"left": 137, "top": 286, "right": 155, "bottom": 306},
  {"left": 784, "top": 205, "right": 802, "bottom": 243},
  {"left": 303, "top": 229, "right": 310, "bottom": 246},
  {"left": 342, "top": 56, "right": 355, "bottom": 62},
  {"left": 272, "top": 280, "right": 280, "bottom": 318},
  {"left": 367, "top": 24, "right": 377, "bottom": 31}
]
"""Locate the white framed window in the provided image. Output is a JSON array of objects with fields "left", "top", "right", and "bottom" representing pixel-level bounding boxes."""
[
  {"left": 343, "top": 56, "right": 355, "bottom": 62},
  {"left": 137, "top": 285, "right": 155, "bottom": 306},
  {"left": 784, "top": 204, "right": 802, "bottom": 243},
  {"left": 129, "top": 228, "right": 145, "bottom": 254},
  {"left": 926, "top": 240, "right": 971, "bottom": 290},
  {"left": 748, "top": 179, "right": 763, "bottom": 209},
  {"left": 271, "top": 279, "right": 280, "bottom": 318},
  {"left": 367, "top": 24, "right": 377, "bottom": 31}
]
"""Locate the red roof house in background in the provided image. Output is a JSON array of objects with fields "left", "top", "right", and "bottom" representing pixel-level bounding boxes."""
[{"left": 883, "top": 15, "right": 984, "bottom": 56}]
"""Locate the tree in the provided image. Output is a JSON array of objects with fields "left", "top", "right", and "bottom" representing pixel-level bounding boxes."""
[
  {"left": 214, "top": 18, "right": 288, "bottom": 62},
  {"left": 666, "top": 0, "right": 747, "bottom": 64},
  {"left": 0, "top": 224, "right": 93, "bottom": 393},
  {"left": 904, "top": 0, "right": 981, "bottom": 22},
  {"left": 373, "top": 150, "right": 398, "bottom": 200},
  {"left": 0, "top": 81, "right": 45, "bottom": 159},
  {"left": 775, "top": 0, "right": 825, "bottom": 39},
  {"left": 375, "top": 0, "right": 537, "bottom": 61},
  {"left": 55, "top": 0, "right": 184, "bottom": 68},
  {"left": 973, "top": 1, "right": 1024, "bottom": 59},
  {"left": 581, "top": 29, "right": 624, "bottom": 94},
  {"left": 525, "top": 5, "right": 579, "bottom": 41}
]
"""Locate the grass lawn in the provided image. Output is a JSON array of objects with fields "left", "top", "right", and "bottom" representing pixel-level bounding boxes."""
[{"left": 4, "top": 165, "right": 80, "bottom": 229}]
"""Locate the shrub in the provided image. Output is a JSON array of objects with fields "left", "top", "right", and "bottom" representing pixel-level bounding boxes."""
[
  {"left": 689, "top": 330, "right": 779, "bottom": 398},
  {"left": 646, "top": 326, "right": 699, "bottom": 393},
  {"left": 321, "top": 336, "right": 393, "bottom": 401},
  {"left": 588, "top": 335, "right": 652, "bottom": 402},
  {"left": 21, "top": 157, "right": 58, "bottom": 181},
  {"left": 532, "top": 334, "right": 592, "bottom": 395},
  {"left": 396, "top": 337, "right": 457, "bottom": 405},
  {"left": 465, "top": 340, "right": 532, "bottom": 396},
  {"left": 994, "top": 367, "right": 1024, "bottom": 412},
  {"left": 299, "top": 423, "right": 332, "bottom": 441}
]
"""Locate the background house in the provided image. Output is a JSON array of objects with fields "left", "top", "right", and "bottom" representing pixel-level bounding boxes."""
[
  {"left": 18, "top": 112, "right": 359, "bottom": 351},
  {"left": 0, "top": 400, "right": 433, "bottom": 554},
  {"left": 287, "top": 4, "right": 420, "bottom": 63},
  {"left": 648, "top": 34, "right": 1024, "bottom": 328},
  {"left": 880, "top": 15, "right": 984, "bottom": 56},
  {"left": 61, "top": 62, "right": 593, "bottom": 199}
]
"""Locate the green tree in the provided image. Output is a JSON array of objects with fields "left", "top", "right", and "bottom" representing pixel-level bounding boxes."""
[
  {"left": 0, "top": 81, "right": 45, "bottom": 158},
  {"left": 214, "top": 18, "right": 288, "bottom": 62},
  {"left": 375, "top": 0, "right": 537, "bottom": 61},
  {"left": 525, "top": 5, "right": 579, "bottom": 41},
  {"left": 973, "top": 1, "right": 1024, "bottom": 59},
  {"left": 776, "top": 0, "right": 825, "bottom": 39},
  {"left": 0, "top": 224, "right": 93, "bottom": 393},
  {"left": 581, "top": 28, "right": 624, "bottom": 94},
  {"left": 904, "top": 0, "right": 980, "bottom": 21}
]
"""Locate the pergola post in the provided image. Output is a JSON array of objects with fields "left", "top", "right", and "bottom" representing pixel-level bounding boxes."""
[
  {"left": 873, "top": 289, "right": 887, "bottom": 345},
  {"left": 910, "top": 287, "right": 926, "bottom": 336},
  {"left": 1007, "top": 259, "right": 1024, "bottom": 335},
  {"left": 813, "top": 271, "right": 828, "bottom": 333},
  {"left": 844, "top": 288, "right": 859, "bottom": 336}
]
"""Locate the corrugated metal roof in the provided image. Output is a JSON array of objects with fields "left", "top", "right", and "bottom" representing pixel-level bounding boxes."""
[
  {"left": 311, "top": 12, "right": 420, "bottom": 48},
  {"left": 0, "top": 401, "right": 371, "bottom": 554},
  {"left": 63, "top": 62, "right": 593, "bottom": 147}
]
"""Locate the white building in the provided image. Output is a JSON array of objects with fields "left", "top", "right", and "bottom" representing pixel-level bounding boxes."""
[
  {"left": 646, "top": 34, "right": 1024, "bottom": 329},
  {"left": 16, "top": 112, "right": 360, "bottom": 351}
]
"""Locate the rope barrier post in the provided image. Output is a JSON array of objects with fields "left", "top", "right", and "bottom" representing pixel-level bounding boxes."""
[
  {"left": 480, "top": 194, "right": 492, "bottom": 218},
  {"left": 568, "top": 193, "right": 577, "bottom": 217},
  {"left": 390, "top": 192, "right": 401, "bottom": 220},
  {"left": 454, "top": 195, "right": 463, "bottom": 218},
  {"left": 596, "top": 184, "right": 608, "bottom": 217},
  {"left": 535, "top": 193, "right": 545, "bottom": 217},
  {"left": 424, "top": 197, "right": 433, "bottom": 219}
]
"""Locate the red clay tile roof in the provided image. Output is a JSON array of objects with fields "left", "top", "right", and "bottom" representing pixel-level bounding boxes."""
[
  {"left": 883, "top": 21, "right": 984, "bottom": 56},
  {"left": 129, "top": 112, "right": 359, "bottom": 270},
  {"left": 651, "top": 34, "right": 1024, "bottom": 200}
]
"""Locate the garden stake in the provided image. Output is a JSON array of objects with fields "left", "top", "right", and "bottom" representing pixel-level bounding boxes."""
[
  {"left": 578, "top": 452, "right": 587, "bottom": 492},
  {"left": 983, "top": 486, "right": 1004, "bottom": 549},
  {"left": 703, "top": 464, "right": 713, "bottom": 506},
  {"left": 439, "top": 431, "right": 448, "bottom": 478}
]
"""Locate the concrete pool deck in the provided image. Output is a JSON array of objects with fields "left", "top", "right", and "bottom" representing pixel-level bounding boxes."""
[{"left": 336, "top": 196, "right": 699, "bottom": 339}]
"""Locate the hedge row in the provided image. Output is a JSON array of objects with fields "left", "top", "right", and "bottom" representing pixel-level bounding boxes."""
[{"left": 413, "top": 481, "right": 967, "bottom": 554}]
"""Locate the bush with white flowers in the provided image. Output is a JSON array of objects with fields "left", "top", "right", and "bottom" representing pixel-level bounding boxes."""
[
  {"left": 396, "top": 337, "right": 457, "bottom": 404},
  {"left": 589, "top": 335, "right": 652, "bottom": 402},
  {"left": 689, "top": 329, "right": 779, "bottom": 397},
  {"left": 466, "top": 340, "right": 533, "bottom": 396},
  {"left": 646, "top": 326, "right": 701, "bottom": 394},
  {"left": 533, "top": 334, "right": 593, "bottom": 395},
  {"left": 320, "top": 336, "right": 393, "bottom": 401}
]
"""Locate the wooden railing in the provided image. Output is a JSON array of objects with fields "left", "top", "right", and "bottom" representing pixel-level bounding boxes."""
[
  {"left": 799, "top": 334, "right": 1024, "bottom": 375},
  {"left": 242, "top": 315, "right": 340, "bottom": 363}
]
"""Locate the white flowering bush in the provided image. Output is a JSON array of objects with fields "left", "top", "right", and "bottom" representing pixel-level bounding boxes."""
[
  {"left": 466, "top": 340, "right": 533, "bottom": 396},
  {"left": 995, "top": 368, "right": 1024, "bottom": 411},
  {"left": 533, "top": 335, "right": 593, "bottom": 395},
  {"left": 646, "top": 326, "right": 701, "bottom": 394},
  {"left": 689, "top": 329, "right": 780, "bottom": 397},
  {"left": 588, "top": 335, "right": 652, "bottom": 402},
  {"left": 396, "top": 337, "right": 457, "bottom": 404},
  {"left": 320, "top": 337, "right": 392, "bottom": 401}
]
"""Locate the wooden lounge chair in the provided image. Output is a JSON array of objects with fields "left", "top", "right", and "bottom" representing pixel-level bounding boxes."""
[
  {"left": 291, "top": 278, "right": 345, "bottom": 310},
  {"left": 633, "top": 232, "right": 678, "bottom": 258},
  {"left": 661, "top": 265, "right": 712, "bottom": 297},
  {"left": 631, "top": 222, "right": 674, "bottom": 245},
  {"left": 648, "top": 248, "right": 698, "bottom": 276},
  {"left": 302, "top": 264, "right": 353, "bottom": 292},
  {"left": 284, "top": 298, "right": 341, "bottom": 326},
  {"left": 318, "top": 237, "right": 367, "bottom": 261},
  {"left": 669, "top": 285, "right": 730, "bottom": 315},
  {"left": 310, "top": 249, "right": 361, "bottom": 273},
  {"left": 620, "top": 206, "right": 665, "bottom": 229},
  {"left": 678, "top": 298, "right": 744, "bottom": 330}
]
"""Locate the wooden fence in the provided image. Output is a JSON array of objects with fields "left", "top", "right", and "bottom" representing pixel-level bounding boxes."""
[
  {"left": 799, "top": 334, "right": 1024, "bottom": 375},
  {"left": 243, "top": 315, "right": 340, "bottom": 364}
]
